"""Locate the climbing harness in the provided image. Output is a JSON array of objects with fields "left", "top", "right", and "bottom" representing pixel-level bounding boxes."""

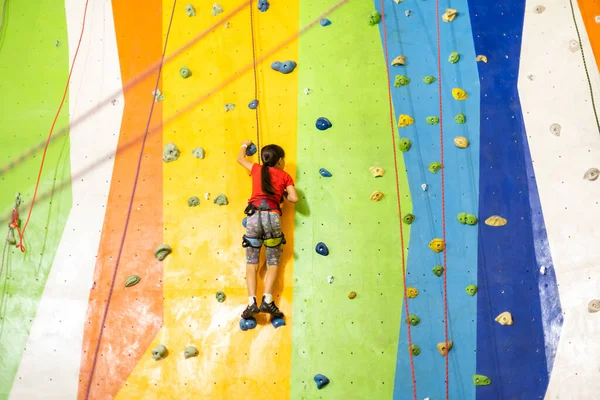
[{"left": 242, "top": 201, "right": 286, "bottom": 249}]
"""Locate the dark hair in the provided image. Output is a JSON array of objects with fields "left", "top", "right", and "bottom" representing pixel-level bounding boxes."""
[{"left": 260, "top": 144, "right": 285, "bottom": 196}]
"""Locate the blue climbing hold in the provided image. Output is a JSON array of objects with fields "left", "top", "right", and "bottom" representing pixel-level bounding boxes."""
[
  {"left": 314, "top": 374, "right": 330, "bottom": 390},
  {"left": 271, "top": 318, "right": 286, "bottom": 328},
  {"left": 246, "top": 143, "right": 257, "bottom": 156},
  {"left": 320, "top": 18, "right": 331, "bottom": 27},
  {"left": 316, "top": 117, "right": 332, "bottom": 131},
  {"left": 257, "top": 0, "right": 269, "bottom": 12},
  {"left": 316, "top": 242, "right": 329, "bottom": 256},
  {"left": 319, "top": 168, "right": 332, "bottom": 177},
  {"left": 248, "top": 99, "right": 258, "bottom": 109},
  {"left": 240, "top": 318, "right": 257, "bottom": 331},
  {"left": 271, "top": 60, "right": 297, "bottom": 74},
  {"left": 242, "top": 217, "right": 247, "bottom": 228}
]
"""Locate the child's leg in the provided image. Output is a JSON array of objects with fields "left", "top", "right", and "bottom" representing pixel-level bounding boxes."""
[
  {"left": 263, "top": 247, "right": 283, "bottom": 296},
  {"left": 245, "top": 260, "right": 259, "bottom": 297}
]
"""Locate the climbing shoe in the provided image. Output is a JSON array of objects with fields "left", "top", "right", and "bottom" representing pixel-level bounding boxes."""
[
  {"left": 241, "top": 301, "right": 260, "bottom": 319},
  {"left": 260, "top": 296, "right": 285, "bottom": 319}
]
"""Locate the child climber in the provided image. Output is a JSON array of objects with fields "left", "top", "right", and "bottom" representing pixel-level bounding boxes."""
[{"left": 237, "top": 140, "right": 298, "bottom": 320}]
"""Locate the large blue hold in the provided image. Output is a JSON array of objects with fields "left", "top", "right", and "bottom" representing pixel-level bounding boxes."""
[
  {"left": 319, "top": 168, "right": 332, "bottom": 177},
  {"left": 271, "top": 318, "right": 286, "bottom": 329},
  {"left": 257, "top": 0, "right": 269, "bottom": 12},
  {"left": 315, "top": 117, "right": 332, "bottom": 131},
  {"left": 246, "top": 143, "right": 257, "bottom": 156},
  {"left": 314, "top": 374, "right": 330, "bottom": 390},
  {"left": 248, "top": 99, "right": 258, "bottom": 109},
  {"left": 271, "top": 60, "right": 297, "bottom": 74},
  {"left": 320, "top": 18, "right": 331, "bottom": 27},
  {"left": 315, "top": 242, "right": 329, "bottom": 256},
  {"left": 240, "top": 318, "right": 257, "bottom": 331}
]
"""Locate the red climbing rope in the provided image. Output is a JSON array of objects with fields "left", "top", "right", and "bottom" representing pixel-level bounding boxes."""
[
  {"left": 249, "top": 0, "right": 261, "bottom": 162},
  {"left": 15, "top": 0, "right": 91, "bottom": 253},
  {"left": 380, "top": 1, "right": 418, "bottom": 399}
]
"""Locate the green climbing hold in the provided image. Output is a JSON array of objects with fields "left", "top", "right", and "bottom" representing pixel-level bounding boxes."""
[
  {"left": 473, "top": 374, "right": 491, "bottom": 386},
  {"left": 154, "top": 244, "right": 172, "bottom": 261},
  {"left": 214, "top": 194, "right": 228, "bottom": 205},
  {"left": 188, "top": 196, "right": 200, "bottom": 207},
  {"left": 423, "top": 75, "right": 436, "bottom": 84},
  {"left": 192, "top": 147, "right": 205, "bottom": 159},
  {"left": 399, "top": 138, "right": 412, "bottom": 152},
  {"left": 125, "top": 275, "right": 141, "bottom": 287},
  {"left": 184, "top": 346, "right": 199, "bottom": 359},
  {"left": 465, "top": 284, "right": 478, "bottom": 296},
  {"left": 455, "top": 113, "right": 466, "bottom": 124},
  {"left": 432, "top": 265, "right": 444, "bottom": 277},
  {"left": 406, "top": 314, "right": 421, "bottom": 326},
  {"left": 180, "top": 66, "right": 192, "bottom": 78},
  {"left": 152, "top": 344, "right": 168, "bottom": 360},
  {"left": 428, "top": 162, "right": 442, "bottom": 174},
  {"left": 409, "top": 344, "right": 421, "bottom": 356},
  {"left": 465, "top": 214, "right": 478, "bottom": 225},
  {"left": 216, "top": 291, "right": 226, "bottom": 303},
  {"left": 369, "top": 10, "right": 381, "bottom": 25},
  {"left": 185, "top": 4, "right": 196, "bottom": 17},
  {"left": 394, "top": 75, "right": 410, "bottom": 87},
  {"left": 426, "top": 116, "right": 439, "bottom": 125},
  {"left": 457, "top": 212, "right": 468, "bottom": 224},
  {"left": 448, "top": 51, "right": 460, "bottom": 63},
  {"left": 403, "top": 213, "right": 415, "bottom": 225}
]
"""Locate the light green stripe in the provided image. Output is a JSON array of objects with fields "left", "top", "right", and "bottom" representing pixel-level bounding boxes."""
[
  {"left": 0, "top": 0, "right": 72, "bottom": 397},
  {"left": 291, "top": 1, "right": 411, "bottom": 398}
]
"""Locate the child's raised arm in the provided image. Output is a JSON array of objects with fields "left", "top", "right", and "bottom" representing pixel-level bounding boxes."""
[{"left": 237, "top": 140, "right": 254, "bottom": 172}]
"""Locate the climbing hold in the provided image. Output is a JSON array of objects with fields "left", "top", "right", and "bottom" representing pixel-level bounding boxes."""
[
  {"left": 327, "top": 275, "right": 334, "bottom": 284},
  {"left": 370, "top": 191, "right": 385, "bottom": 202},
  {"left": 394, "top": 75, "right": 410, "bottom": 87},
  {"left": 588, "top": 299, "right": 600, "bottom": 313},
  {"left": 369, "top": 166, "right": 384, "bottom": 177},
  {"left": 304, "top": 88, "right": 311, "bottom": 95},
  {"left": 453, "top": 136, "right": 469, "bottom": 148},
  {"left": 583, "top": 168, "right": 600, "bottom": 181},
  {"left": 432, "top": 265, "right": 444, "bottom": 277},
  {"left": 455, "top": 113, "right": 466, "bottom": 124},
  {"left": 457, "top": 212, "right": 468, "bottom": 224},
  {"left": 185, "top": 4, "right": 196, "bottom": 16},
  {"left": 549, "top": 123, "right": 561, "bottom": 136},
  {"left": 465, "top": 284, "right": 478, "bottom": 296},
  {"left": 406, "top": 314, "right": 420, "bottom": 326},
  {"left": 180, "top": 66, "right": 192, "bottom": 79},
  {"left": 436, "top": 341, "right": 453, "bottom": 356},
  {"left": 405, "top": 10, "right": 412, "bottom": 17},
  {"left": 225, "top": 103, "right": 235, "bottom": 112},
  {"left": 240, "top": 318, "right": 257, "bottom": 331},
  {"left": 125, "top": 275, "right": 141, "bottom": 287},
  {"left": 534, "top": 5, "right": 545, "bottom": 14},
  {"left": 154, "top": 244, "right": 172, "bottom": 261},
  {"left": 152, "top": 345, "right": 168, "bottom": 361},
  {"left": 369, "top": 10, "right": 381, "bottom": 26},
  {"left": 271, "top": 318, "right": 286, "bottom": 328},
  {"left": 403, "top": 213, "right": 415, "bottom": 225},
  {"left": 442, "top": 8, "right": 458, "bottom": 22},
  {"left": 540, "top": 266, "right": 546, "bottom": 275},
  {"left": 315, "top": 242, "right": 329, "bottom": 256},
  {"left": 257, "top": 0, "right": 269, "bottom": 12},
  {"left": 348, "top": 291, "right": 357, "bottom": 299},
  {"left": 409, "top": 344, "right": 421, "bottom": 356},
  {"left": 215, "top": 291, "right": 226, "bottom": 303},
  {"left": 184, "top": 346, "right": 199, "bottom": 359},
  {"left": 448, "top": 51, "right": 460, "bottom": 64},
  {"left": 246, "top": 143, "right": 258, "bottom": 156},
  {"left": 163, "top": 143, "right": 180, "bottom": 163},
  {"left": 423, "top": 76, "right": 436, "bottom": 84},
  {"left": 242, "top": 217, "right": 247, "bottom": 228},
  {"left": 205, "top": 193, "right": 210, "bottom": 200},
  {"left": 398, "top": 114, "right": 414, "bottom": 127},
  {"left": 320, "top": 18, "right": 331, "bottom": 27},
  {"left": 225, "top": 22, "right": 230, "bottom": 28},
  {"left": 495, "top": 311, "right": 514, "bottom": 325},
  {"left": 429, "top": 238, "right": 445, "bottom": 253},
  {"left": 152, "top": 89, "right": 164, "bottom": 102},
  {"left": 188, "top": 196, "right": 200, "bottom": 207},
  {"left": 214, "top": 194, "right": 228, "bottom": 206},
  {"left": 192, "top": 147, "right": 205, "bottom": 159},
  {"left": 569, "top": 39, "right": 580, "bottom": 52},
  {"left": 319, "top": 168, "right": 333, "bottom": 177},
  {"left": 248, "top": 99, "right": 258, "bottom": 109},
  {"left": 476, "top": 55, "right": 488, "bottom": 63},
  {"left": 421, "top": 184, "right": 428, "bottom": 191},
  {"left": 316, "top": 117, "right": 332, "bottom": 131},
  {"left": 428, "top": 162, "right": 442, "bottom": 174},
  {"left": 393, "top": 0, "right": 403, "bottom": 3},
  {"left": 398, "top": 138, "right": 412, "bottom": 152},
  {"left": 426, "top": 116, "right": 439, "bottom": 125},
  {"left": 485, "top": 215, "right": 507, "bottom": 226},
  {"left": 212, "top": 3, "right": 224, "bottom": 16},
  {"left": 465, "top": 214, "right": 478, "bottom": 225},
  {"left": 314, "top": 374, "right": 330, "bottom": 390},
  {"left": 473, "top": 374, "right": 491, "bottom": 386},
  {"left": 271, "top": 60, "right": 297, "bottom": 74},
  {"left": 452, "top": 88, "right": 468, "bottom": 100},
  {"left": 392, "top": 55, "right": 406, "bottom": 66},
  {"left": 406, "top": 287, "right": 418, "bottom": 298}
]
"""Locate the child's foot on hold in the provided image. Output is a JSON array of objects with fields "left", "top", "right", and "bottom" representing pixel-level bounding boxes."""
[
  {"left": 241, "top": 300, "right": 260, "bottom": 319},
  {"left": 260, "top": 296, "right": 284, "bottom": 319}
]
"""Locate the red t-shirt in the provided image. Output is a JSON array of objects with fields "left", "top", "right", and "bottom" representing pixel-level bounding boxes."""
[{"left": 248, "top": 163, "right": 294, "bottom": 214}]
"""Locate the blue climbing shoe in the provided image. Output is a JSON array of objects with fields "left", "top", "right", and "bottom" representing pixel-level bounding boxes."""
[
  {"left": 241, "top": 300, "right": 260, "bottom": 319},
  {"left": 260, "top": 296, "right": 284, "bottom": 318}
]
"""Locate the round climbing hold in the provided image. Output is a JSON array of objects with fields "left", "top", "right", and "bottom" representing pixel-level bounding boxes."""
[
  {"left": 216, "top": 291, "right": 226, "bottom": 303},
  {"left": 457, "top": 212, "right": 468, "bottom": 224},
  {"left": 465, "top": 284, "right": 478, "bottom": 296},
  {"left": 192, "top": 147, "right": 205, "bottom": 159},
  {"left": 406, "top": 287, "right": 418, "bottom": 298},
  {"left": 154, "top": 244, "right": 172, "bottom": 261},
  {"left": 348, "top": 291, "right": 357, "bottom": 299},
  {"left": 163, "top": 142, "right": 180, "bottom": 163},
  {"left": 476, "top": 55, "right": 488, "bottom": 63},
  {"left": 369, "top": 166, "right": 384, "bottom": 177},
  {"left": 315, "top": 117, "right": 332, "bottom": 131},
  {"left": 398, "top": 138, "right": 412, "bottom": 152},
  {"left": 152, "top": 344, "right": 168, "bottom": 360},
  {"left": 398, "top": 114, "right": 414, "bottom": 127},
  {"left": 248, "top": 99, "right": 258, "bottom": 109},
  {"left": 583, "top": 168, "right": 599, "bottom": 181},
  {"left": 465, "top": 214, "right": 478, "bottom": 225},
  {"left": 409, "top": 344, "right": 421, "bottom": 356},
  {"left": 534, "top": 5, "right": 545, "bottom": 14},
  {"left": 314, "top": 374, "right": 330, "bottom": 390},
  {"left": 428, "top": 162, "right": 442, "bottom": 174},
  {"left": 369, "top": 10, "right": 381, "bottom": 26},
  {"left": 569, "top": 39, "right": 580, "bottom": 53},
  {"left": 426, "top": 116, "right": 439, "bottom": 125},
  {"left": 320, "top": 18, "right": 331, "bottom": 26},
  {"left": 370, "top": 190, "right": 384, "bottom": 202},
  {"left": 454, "top": 136, "right": 469, "bottom": 148},
  {"left": 442, "top": 8, "right": 458, "bottom": 22},
  {"left": 212, "top": 3, "right": 224, "bottom": 16},
  {"left": 485, "top": 215, "right": 507, "bottom": 226},
  {"left": 271, "top": 60, "right": 297, "bottom": 74},
  {"left": 240, "top": 318, "right": 257, "bottom": 331},
  {"left": 429, "top": 238, "right": 445, "bottom": 253},
  {"left": 473, "top": 374, "right": 491, "bottom": 386},
  {"left": 588, "top": 299, "right": 600, "bottom": 313},
  {"left": 549, "top": 123, "right": 561, "bottom": 136},
  {"left": 124, "top": 275, "right": 141, "bottom": 287},
  {"left": 495, "top": 311, "right": 514, "bottom": 325},
  {"left": 188, "top": 196, "right": 200, "bottom": 207},
  {"left": 405, "top": 10, "right": 412, "bottom": 17},
  {"left": 392, "top": 55, "right": 406, "bottom": 66},
  {"left": 315, "top": 242, "right": 329, "bottom": 256},
  {"left": 437, "top": 341, "right": 453, "bottom": 356},
  {"left": 455, "top": 113, "right": 466, "bottom": 124},
  {"left": 319, "top": 168, "right": 332, "bottom": 177},
  {"left": 185, "top": 4, "right": 196, "bottom": 17},
  {"left": 271, "top": 318, "right": 286, "bottom": 328},
  {"left": 423, "top": 76, "right": 436, "bottom": 84},
  {"left": 242, "top": 217, "right": 247, "bottom": 228},
  {"left": 452, "top": 88, "right": 468, "bottom": 100},
  {"left": 432, "top": 265, "right": 444, "bottom": 277},
  {"left": 403, "top": 213, "right": 415, "bottom": 225},
  {"left": 406, "top": 314, "right": 421, "bottom": 326},
  {"left": 214, "top": 194, "right": 228, "bottom": 206},
  {"left": 394, "top": 75, "right": 410, "bottom": 87},
  {"left": 246, "top": 143, "right": 258, "bottom": 156},
  {"left": 448, "top": 51, "right": 460, "bottom": 64},
  {"left": 180, "top": 66, "right": 192, "bottom": 79},
  {"left": 257, "top": 0, "right": 269, "bottom": 12},
  {"left": 184, "top": 346, "right": 199, "bottom": 359}
]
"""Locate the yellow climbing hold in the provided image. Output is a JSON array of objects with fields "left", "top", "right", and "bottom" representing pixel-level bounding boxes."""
[
  {"left": 453, "top": 136, "right": 469, "bottom": 149},
  {"left": 452, "top": 88, "right": 468, "bottom": 100},
  {"left": 442, "top": 8, "right": 458, "bottom": 22},
  {"left": 370, "top": 191, "right": 384, "bottom": 202},
  {"left": 369, "top": 166, "right": 385, "bottom": 178},
  {"left": 485, "top": 215, "right": 507, "bottom": 227},
  {"left": 407, "top": 287, "right": 419, "bottom": 298},
  {"left": 437, "top": 341, "right": 453, "bottom": 356},
  {"left": 429, "top": 238, "right": 445, "bottom": 252},
  {"left": 495, "top": 311, "right": 514, "bottom": 326},
  {"left": 392, "top": 55, "right": 406, "bottom": 66},
  {"left": 476, "top": 55, "right": 488, "bottom": 63},
  {"left": 393, "top": 0, "right": 403, "bottom": 3},
  {"left": 398, "top": 114, "right": 414, "bottom": 127}
]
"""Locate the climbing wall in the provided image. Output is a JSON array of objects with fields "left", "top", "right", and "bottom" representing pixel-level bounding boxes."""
[{"left": 1, "top": 0, "right": 600, "bottom": 399}]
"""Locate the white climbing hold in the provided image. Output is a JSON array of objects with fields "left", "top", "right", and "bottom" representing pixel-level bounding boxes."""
[
  {"left": 569, "top": 40, "right": 580, "bottom": 52},
  {"left": 421, "top": 184, "right": 428, "bottom": 191},
  {"left": 405, "top": 10, "right": 412, "bottom": 17},
  {"left": 225, "top": 22, "right": 230, "bottom": 28},
  {"left": 304, "top": 88, "right": 311, "bottom": 95},
  {"left": 205, "top": 193, "right": 210, "bottom": 200},
  {"left": 212, "top": 3, "right": 224, "bottom": 16},
  {"left": 327, "top": 276, "right": 334, "bottom": 284},
  {"left": 549, "top": 123, "right": 561, "bottom": 136},
  {"left": 540, "top": 266, "right": 546, "bottom": 275},
  {"left": 225, "top": 103, "right": 235, "bottom": 112},
  {"left": 595, "top": 15, "right": 600, "bottom": 23},
  {"left": 534, "top": 5, "right": 545, "bottom": 14},
  {"left": 153, "top": 89, "right": 164, "bottom": 102},
  {"left": 393, "top": 0, "right": 403, "bottom": 3}
]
